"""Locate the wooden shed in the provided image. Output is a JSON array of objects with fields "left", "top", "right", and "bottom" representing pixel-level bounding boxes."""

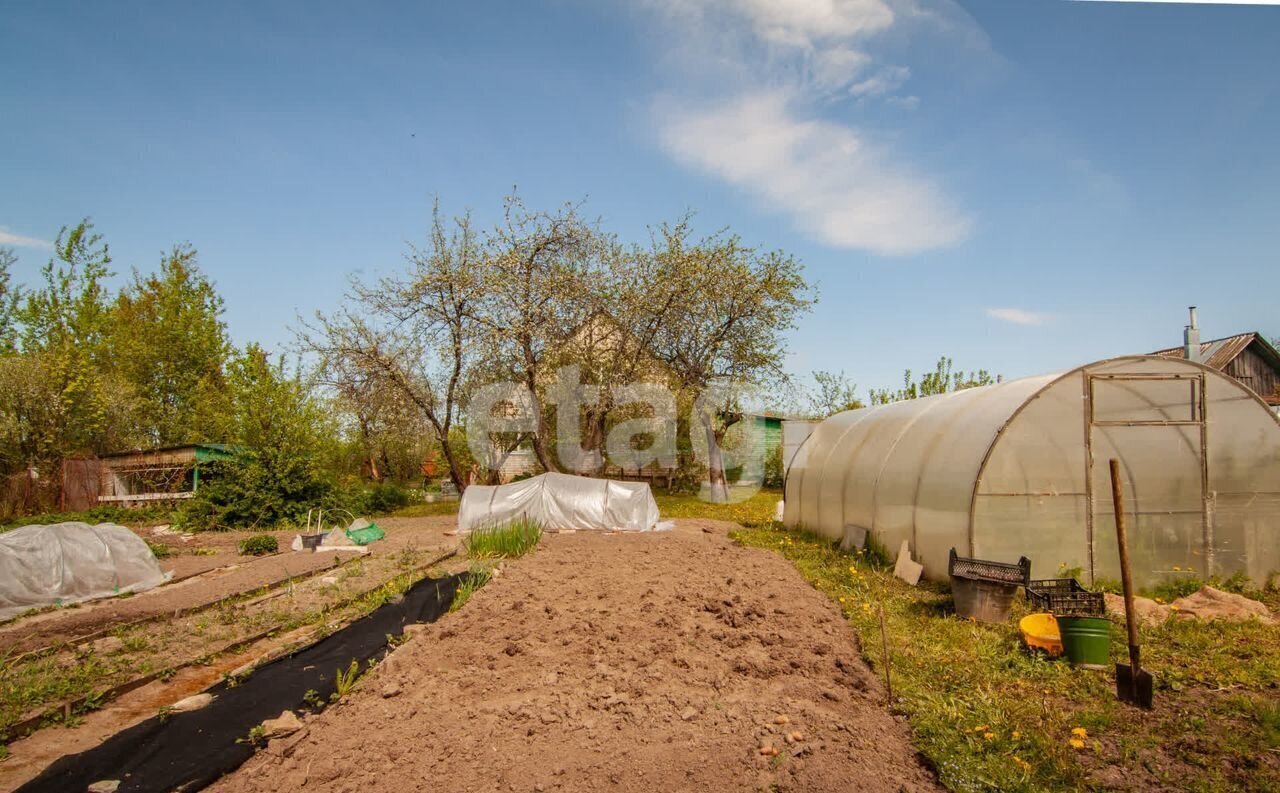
[{"left": 61, "top": 444, "right": 239, "bottom": 510}]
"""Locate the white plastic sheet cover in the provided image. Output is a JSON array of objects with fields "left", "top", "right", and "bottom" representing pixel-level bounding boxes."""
[
  {"left": 458, "top": 472, "right": 662, "bottom": 532},
  {"left": 0, "top": 522, "right": 170, "bottom": 621}
]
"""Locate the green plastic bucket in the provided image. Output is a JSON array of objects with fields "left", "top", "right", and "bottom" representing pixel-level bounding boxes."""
[{"left": 1057, "top": 616, "right": 1112, "bottom": 669}]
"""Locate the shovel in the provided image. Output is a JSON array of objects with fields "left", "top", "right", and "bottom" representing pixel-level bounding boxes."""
[{"left": 1109, "top": 458, "right": 1154, "bottom": 709}]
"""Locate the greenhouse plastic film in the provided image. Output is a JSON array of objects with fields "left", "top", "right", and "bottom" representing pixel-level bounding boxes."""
[
  {"left": 458, "top": 472, "right": 661, "bottom": 532},
  {"left": 0, "top": 522, "right": 170, "bottom": 621}
]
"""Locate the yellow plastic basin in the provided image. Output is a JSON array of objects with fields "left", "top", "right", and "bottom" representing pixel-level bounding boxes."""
[{"left": 1019, "top": 613, "right": 1063, "bottom": 657}]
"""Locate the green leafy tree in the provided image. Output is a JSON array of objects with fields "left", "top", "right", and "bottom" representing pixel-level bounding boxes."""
[
  {"left": 175, "top": 345, "right": 336, "bottom": 530},
  {"left": 13, "top": 221, "right": 139, "bottom": 455},
  {"left": 0, "top": 353, "right": 64, "bottom": 475},
  {"left": 112, "top": 245, "right": 233, "bottom": 445},
  {"left": 868, "top": 356, "right": 998, "bottom": 405},
  {"left": 806, "top": 370, "right": 864, "bottom": 417},
  {"left": 0, "top": 247, "right": 19, "bottom": 353},
  {"left": 648, "top": 222, "right": 815, "bottom": 501}
]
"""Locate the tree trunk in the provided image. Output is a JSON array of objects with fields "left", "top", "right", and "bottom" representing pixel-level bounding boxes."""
[
  {"left": 437, "top": 435, "right": 467, "bottom": 494},
  {"left": 583, "top": 406, "right": 608, "bottom": 476},
  {"left": 702, "top": 411, "right": 729, "bottom": 503}
]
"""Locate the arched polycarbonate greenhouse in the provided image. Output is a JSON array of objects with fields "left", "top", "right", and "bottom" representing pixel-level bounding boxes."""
[{"left": 784, "top": 356, "right": 1280, "bottom": 587}]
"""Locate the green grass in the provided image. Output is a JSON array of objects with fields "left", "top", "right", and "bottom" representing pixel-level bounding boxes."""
[
  {"left": 387, "top": 500, "right": 460, "bottom": 519},
  {"left": 464, "top": 517, "right": 543, "bottom": 559},
  {"left": 0, "top": 649, "right": 136, "bottom": 736},
  {"left": 654, "top": 487, "right": 781, "bottom": 526},
  {"left": 731, "top": 522, "right": 1280, "bottom": 793},
  {"left": 449, "top": 566, "right": 492, "bottom": 613}
]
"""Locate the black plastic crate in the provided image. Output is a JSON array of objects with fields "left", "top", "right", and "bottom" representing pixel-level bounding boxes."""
[
  {"left": 1026, "top": 578, "right": 1105, "bottom": 617},
  {"left": 948, "top": 548, "right": 1031, "bottom": 586}
]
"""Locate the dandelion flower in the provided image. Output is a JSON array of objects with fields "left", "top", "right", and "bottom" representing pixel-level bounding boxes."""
[
  {"left": 1173, "top": 566, "right": 1182, "bottom": 571},
  {"left": 974, "top": 725, "right": 989, "bottom": 732},
  {"left": 1170, "top": 604, "right": 1180, "bottom": 611},
  {"left": 1069, "top": 738, "right": 1085, "bottom": 749},
  {"left": 983, "top": 732, "right": 995, "bottom": 741},
  {"left": 1071, "top": 727, "right": 1088, "bottom": 738},
  {"left": 1012, "top": 731, "right": 1021, "bottom": 740}
]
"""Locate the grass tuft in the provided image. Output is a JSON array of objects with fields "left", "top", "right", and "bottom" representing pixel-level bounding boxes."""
[
  {"left": 450, "top": 567, "right": 492, "bottom": 613},
  {"left": 464, "top": 517, "right": 543, "bottom": 559}
]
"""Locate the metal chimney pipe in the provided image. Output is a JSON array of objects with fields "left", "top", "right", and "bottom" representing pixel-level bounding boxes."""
[{"left": 1184, "top": 306, "right": 1201, "bottom": 363}]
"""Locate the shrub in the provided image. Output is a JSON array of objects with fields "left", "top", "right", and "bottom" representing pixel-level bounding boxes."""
[
  {"left": 174, "top": 458, "right": 333, "bottom": 531},
  {"left": 2, "top": 504, "right": 173, "bottom": 532},
  {"left": 342, "top": 482, "right": 413, "bottom": 515},
  {"left": 238, "top": 533, "right": 278, "bottom": 556}
]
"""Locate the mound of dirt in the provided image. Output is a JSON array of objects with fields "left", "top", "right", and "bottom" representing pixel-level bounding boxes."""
[
  {"left": 1103, "top": 593, "right": 1173, "bottom": 628},
  {"left": 209, "top": 521, "right": 939, "bottom": 793},
  {"left": 1171, "top": 586, "right": 1276, "bottom": 624}
]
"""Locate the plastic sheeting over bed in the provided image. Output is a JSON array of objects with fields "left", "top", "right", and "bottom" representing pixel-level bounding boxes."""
[
  {"left": 458, "top": 472, "right": 664, "bottom": 532},
  {"left": 0, "top": 522, "right": 170, "bottom": 621}
]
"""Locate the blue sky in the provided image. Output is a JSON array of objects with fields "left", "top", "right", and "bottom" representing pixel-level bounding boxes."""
[{"left": 1, "top": 0, "right": 1277, "bottom": 398}]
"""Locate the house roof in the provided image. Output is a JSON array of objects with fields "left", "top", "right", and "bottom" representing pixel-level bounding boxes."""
[{"left": 1149, "top": 332, "right": 1280, "bottom": 373}]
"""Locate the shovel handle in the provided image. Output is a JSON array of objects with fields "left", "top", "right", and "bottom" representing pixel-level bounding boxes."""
[{"left": 1110, "top": 459, "right": 1142, "bottom": 680}]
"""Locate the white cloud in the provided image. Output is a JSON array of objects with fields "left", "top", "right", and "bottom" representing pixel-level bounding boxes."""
[
  {"left": 811, "top": 46, "right": 872, "bottom": 93},
  {"left": 729, "top": 0, "right": 896, "bottom": 47},
  {"left": 986, "top": 307, "right": 1052, "bottom": 326},
  {"left": 848, "top": 65, "right": 910, "bottom": 97},
  {"left": 659, "top": 92, "right": 971, "bottom": 255},
  {"left": 646, "top": 0, "right": 974, "bottom": 255},
  {"left": 0, "top": 228, "right": 52, "bottom": 250}
]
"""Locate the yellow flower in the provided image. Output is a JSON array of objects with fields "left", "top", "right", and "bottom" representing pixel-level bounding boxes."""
[
  {"left": 1012, "top": 731, "right": 1021, "bottom": 740},
  {"left": 1013, "top": 757, "right": 1031, "bottom": 771},
  {"left": 974, "top": 725, "right": 989, "bottom": 732},
  {"left": 983, "top": 732, "right": 995, "bottom": 741},
  {"left": 1154, "top": 597, "right": 1165, "bottom": 604},
  {"left": 1069, "top": 739, "right": 1085, "bottom": 749},
  {"left": 1170, "top": 604, "right": 1180, "bottom": 611},
  {"left": 839, "top": 597, "right": 846, "bottom": 603},
  {"left": 1071, "top": 727, "right": 1088, "bottom": 738},
  {"left": 1172, "top": 566, "right": 1182, "bottom": 571}
]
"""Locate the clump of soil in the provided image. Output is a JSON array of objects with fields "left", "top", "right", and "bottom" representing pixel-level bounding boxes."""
[{"left": 211, "top": 522, "right": 939, "bottom": 793}]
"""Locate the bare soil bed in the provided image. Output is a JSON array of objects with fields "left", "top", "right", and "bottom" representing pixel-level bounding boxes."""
[
  {"left": 0, "top": 514, "right": 461, "bottom": 787},
  {"left": 211, "top": 520, "right": 940, "bottom": 793}
]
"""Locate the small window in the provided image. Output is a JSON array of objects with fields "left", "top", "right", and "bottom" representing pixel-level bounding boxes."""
[{"left": 1091, "top": 376, "right": 1199, "bottom": 424}]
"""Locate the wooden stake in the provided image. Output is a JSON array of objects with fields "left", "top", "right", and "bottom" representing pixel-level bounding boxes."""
[{"left": 878, "top": 603, "right": 893, "bottom": 703}]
